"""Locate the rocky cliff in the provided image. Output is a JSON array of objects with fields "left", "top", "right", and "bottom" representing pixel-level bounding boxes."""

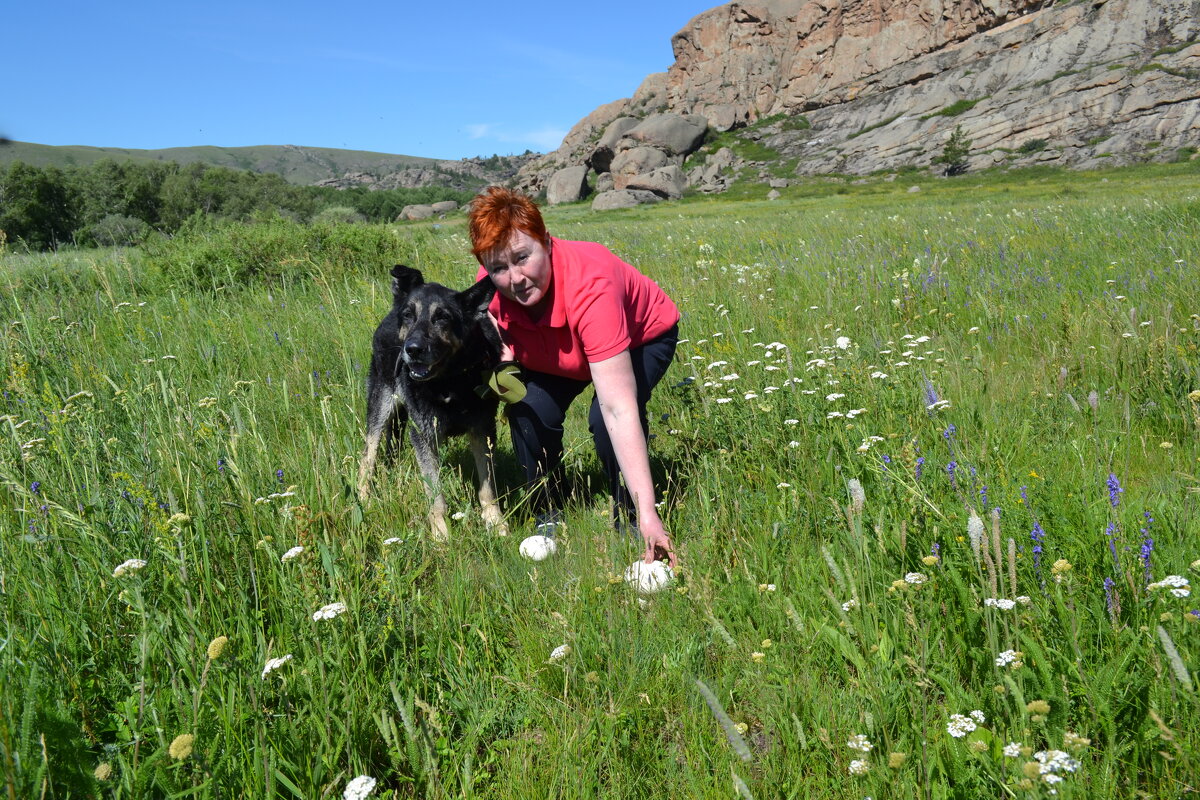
[{"left": 517, "top": 0, "right": 1200, "bottom": 205}]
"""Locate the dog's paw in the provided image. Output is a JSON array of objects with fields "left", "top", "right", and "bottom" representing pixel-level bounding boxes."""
[
  {"left": 482, "top": 505, "right": 508, "bottom": 537},
  {"left": 429, "top": 513, "right": 450, "bottom": 543}
]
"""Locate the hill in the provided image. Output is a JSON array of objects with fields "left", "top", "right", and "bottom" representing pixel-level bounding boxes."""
[{"left": 0, "top": 140, "right": 536, "bottom": 191}]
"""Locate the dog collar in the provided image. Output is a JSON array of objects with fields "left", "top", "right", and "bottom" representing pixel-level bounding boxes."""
[{"left": 477, "top": 361, "right": 526, "bottom": 403}]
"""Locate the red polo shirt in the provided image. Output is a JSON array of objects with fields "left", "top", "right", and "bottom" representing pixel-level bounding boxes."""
[{"left": 476, "top": 237, "right": 679, "bottom": 381}]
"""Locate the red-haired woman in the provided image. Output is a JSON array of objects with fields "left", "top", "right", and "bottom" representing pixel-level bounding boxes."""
[{"left": 469, "top": 186, "right": 679, "bottom": 567}]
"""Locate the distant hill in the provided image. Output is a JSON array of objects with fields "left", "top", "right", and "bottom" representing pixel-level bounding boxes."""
[{"left": 0, "top": 141, "right": 537, "bottom": 191}]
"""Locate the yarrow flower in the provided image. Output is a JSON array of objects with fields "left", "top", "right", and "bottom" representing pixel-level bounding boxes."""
[
  {"left": 261, "top": 654, "right": 293, "bottom": 679},
  {"left": 1147, "top": 575, "right": 1191, "bottom": 597},
  {"left": 984, "top": 598, "right": 1017, "bottom": 610},
  {"left": 343, "top": 775, "right": 377, "bottom": 800},
  {"left": 281, "top": 546, "right": 304, "bottom": 562},
  {"left": 947, "top": 713, "right": 978, "bottom": 738},
  {"left": 312, "top": 602, "right": 347, "bottom": 621},
  {"left": 112, "top": 558, "right": 147, "bottom": 578},
  {"left": 995, "top": 649, "right": 1022, "bottom": 667},
  {"left": 904, "top": 572, "right": 928, "bottom": 585},
  {"left": 847, "top": 734, "right": 873, "bottom": 752},
  {"left": 549, "top": 644, "right": 571, "bottom": 662},
  {"left": 842, "top": 598, "right": 859, "bottom": 612},
  {"left": 1004, "top": 742, "right": 1023, "bottom": 757},
  {"left": 848, "top": 759, "right": 870, "bottom": 776}
]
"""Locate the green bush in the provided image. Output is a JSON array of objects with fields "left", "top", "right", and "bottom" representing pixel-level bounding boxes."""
[
  {"left": 76, "top": 213, "right": 151, "bottom": 247},
  {"left": 311, "top": 206, "right": 367, "bottom": 225},
  {"left": 1017, "top": 138, "right": 1049, "bottom": 154},
  {"left": 143, "top": 215, "right": 418, "bottom": 288}
]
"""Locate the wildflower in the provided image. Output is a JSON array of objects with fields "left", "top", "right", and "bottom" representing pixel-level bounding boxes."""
[
  {"left": 842, "top": 599, "right": 859, "bottom": 612},
  {"left": 1107, "top": 473, "right": 1123, "bottom": 507},
  {"left": 281, "top": 546, "right": 305, "bottom": 562},
  {"left": 549, "top": 644, "right": 571, "bottom": 662},
  {"left": 870, "top": 371, "right": 888, "bottom": 379},
  {"left": 1026, "top": 699, "right": 1051, "bottom": 715},
  {"left": 967, "top": 512, "right": 984, "bottom": 557},
  {"left": 1063, "top": 731, "right": 1091, "bottom": 750},
  {"left": 968, "top": 740, "right": 988, "bottom": 753},
  {"left": 922, "top": 555, "right": 939, "bottom": 566},
  {"left": 343, "top": 775, "right": 378, "bottom": 800},
  {"left": 848, "top": 759, "right": 870, "bottom": 776},
  {"left": 847, "top": 734, "right": 873, "bottom": 752},
  {"left": 261, "top": 654, "right": 293, "bottom": 679},
  {"left": 733, "top": 722, "right": 748, "bottom": 735},
  {"left": 1034, "top": 748, "right": 1081, "bottom": 775},
  {"left": 1004, "top": 742, "right": 1022, "bottom": 757},
  {"left": 1147, "top": 575, "right": 1191, "bottom": 598},
  {"left": 826, "top": 393, "right": 845, "bottom": 401},
  {"left": 995, "top": 649, "right": 1021, "bottom": 667},
  {"left": 904, "top": 572, "right": 928, "bottom": 585},
  {"left": 312, "top": 602, "right": 347, "bottom": 621},
  {"left": 751, "top": 651, "right": 766, "bottom": 663},
  {"left": 784, "top": 419, "right": 799, "bottom": 425},
  {"left": 1051, "top": 558, "right": 1072, "bottom": 582},
  {"left": 207, "top": 635, "right": 229, "bottom": 660},
  {"left": 947, "top": 714, "right": 977, "bottom": 738},
  {"left": 835, "top": 336, "right": 852, "bottom": 349},
  {"left": 984, "top": 598, "right": 1016, "bottom": 610},
  {"left": 847, "top": 478, "right": 865, "bottom": 513},
  {"left": 888, "top": 752, "right": 907, "bottom": 768},
  {"left": 169, "top": 733, "right": 195, "bottom": 760},
  {"left": 451, "top": 511, "right": 466, "bottom": 520},
  {"left": 112, "top": 558, "right": 147, "bottom": 577},
  {"left": 777, "top": 481, "right": 791, "bottom": 488},
  {"left": 94, "top": 762, "right": 113, "bottom": 781},
  {"left": 761, "top": 639, "right": 772, "bottom": 649},
  {"left": 383, "top": 537, "right": 403, "bottom": 546}
]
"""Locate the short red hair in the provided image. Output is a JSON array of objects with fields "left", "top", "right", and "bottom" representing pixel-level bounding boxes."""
[{"left": 468, "top": 186, "right": 548, "bottom": 262}]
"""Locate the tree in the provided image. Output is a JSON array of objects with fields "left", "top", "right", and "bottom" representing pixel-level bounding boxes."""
[
  {"left": 0, "top": 162, "right": 78, "bottom": 250},
  {"left": 934, "top": 125, "right": 972, "bottom": 177}
]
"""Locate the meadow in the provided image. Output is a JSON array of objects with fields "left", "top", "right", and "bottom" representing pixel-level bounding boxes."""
[{"left": 2, "top": 162, "right": 1199, "bottom": 799}]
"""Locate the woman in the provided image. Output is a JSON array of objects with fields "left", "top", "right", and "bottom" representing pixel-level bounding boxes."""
[{"left": 469, "top": 186, "right": 679, "bottom": 568}]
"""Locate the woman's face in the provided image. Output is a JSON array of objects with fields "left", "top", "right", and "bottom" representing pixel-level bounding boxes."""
[{"left": 482, "top": 230, "right": 552, "bottom": 312}]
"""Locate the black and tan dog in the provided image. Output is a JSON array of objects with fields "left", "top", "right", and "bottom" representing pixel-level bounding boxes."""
[{"left": 357, "top": 264, "right": 507, "bottom": 539}]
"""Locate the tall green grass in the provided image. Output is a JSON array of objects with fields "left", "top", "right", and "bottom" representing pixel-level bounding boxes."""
[{"left": 2, "top": 164, "right": 1199, "bottom": 798}]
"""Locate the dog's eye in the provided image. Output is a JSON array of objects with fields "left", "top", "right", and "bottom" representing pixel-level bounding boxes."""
[{"left": 433, "top": 311, "right": 452, "bottom": 326}]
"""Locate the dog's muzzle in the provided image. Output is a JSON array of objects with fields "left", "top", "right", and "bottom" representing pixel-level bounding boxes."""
[{"left": 403, "top": 341, "right": 435, "bottom": 381}]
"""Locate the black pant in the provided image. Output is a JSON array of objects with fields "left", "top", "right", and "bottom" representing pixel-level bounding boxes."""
[{"left": 507, "top": 324, "right": 678, "bottom": 524}]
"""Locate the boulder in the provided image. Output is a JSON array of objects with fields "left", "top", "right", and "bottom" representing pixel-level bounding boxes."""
[
  {"left": 611, "top": 146, "right": 671, "bottom": 184},
  {"left": 595, "top": 172, "right": 615, "bottom": 193},
  {"left": 624, "top": 166, "right": 686, "bottom": 200},
  {"left": 431, "top": 201, "right": 458, "bottom": 213},
  {"left": 545, "top": 166, "right": 590, "bottom": 205},
  {"left": 623, "top": 113, "right": 708, "bottom": 156},
  {"left": 591, "top": 189, "right": 661, "bottom": 211},
  {"left": 589, "top": 117, "right": 642, "bottom": 173},
  {"left": 399, "top": 204, "right": 435, "bottom": 220}
]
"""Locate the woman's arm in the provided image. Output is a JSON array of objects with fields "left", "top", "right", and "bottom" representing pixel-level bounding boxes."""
[{"left": 589, "top": 351, "right": 678, "bottom": 568}]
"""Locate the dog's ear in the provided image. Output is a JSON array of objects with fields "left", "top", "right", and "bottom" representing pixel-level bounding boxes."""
[
  {"left": 457, "top": 277, "right": 497, "bottom": 316},
  {"left": 390, "top": 265, "right": 424, "bottom": 300}
]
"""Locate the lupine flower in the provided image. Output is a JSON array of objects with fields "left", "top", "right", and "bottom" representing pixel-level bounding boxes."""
[
  {"left": 946, "top": 461, "right": 958, "bottom": 488},
  {"left": 915, "top": 456, "right": 924, "bottom": 480},
  {"left": 1141, "top": 535, "right": 1155, "bottom": 585}
]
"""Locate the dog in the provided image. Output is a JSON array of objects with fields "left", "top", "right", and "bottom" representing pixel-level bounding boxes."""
[{"left": 357, "top": 264, "right": 508, "bottom": 539}]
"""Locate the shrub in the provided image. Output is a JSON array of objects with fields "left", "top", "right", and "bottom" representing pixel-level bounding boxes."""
[
  {"left": 933, "top": 125, "right": 972, "bottom": 176},
  {"left": 76, "top": 214, "right": 150, "bottom": 248},
  {"left": 312, "top": 206, "right": 367, "bottom": 225},
  {"left": 1018, "top": 138, "right": 1049, "bottom": 154}
]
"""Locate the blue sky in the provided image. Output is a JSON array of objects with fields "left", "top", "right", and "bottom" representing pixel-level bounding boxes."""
[{"left": 4, "top": 1, "right": 717, "bottom": 161}]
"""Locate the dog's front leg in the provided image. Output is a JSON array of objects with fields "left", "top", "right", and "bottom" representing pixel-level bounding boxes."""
[
  {"left": 409, "top": 427, "right": 449, "bottom": 542},
  {"left": 359, "top": 384, "right": 403, "bottom": 501},
  {"left": 469, "top": 428, "right": 507, "bottom": 536}
]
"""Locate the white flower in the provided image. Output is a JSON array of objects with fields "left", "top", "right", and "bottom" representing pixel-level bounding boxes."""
[
  {"left": 744, "top": 392, "right": 759, "bottom": 400},
  {"left": 112, "top": 558, "right": 147, "bottom": 578},
  {"left": 343, "top": 775, "right": 377, "bottom": 800},
  {"left": 451, "top": 511, "right": 466, "bottom": 520},
  {"left": 904, "top": 572, "right": 928, "bottom": 585},
  {"left": 995, "top": 649, "right": 1020, "bottom": 667},
  {"left": 842, "top": 598, "right": 859, "bottom": 611},
  {"left": 967, "top": 512, "right": 984, "bottom": 557},
  {"left": 1016, "top": 595, "right": 1032, "bottom": 606},
  {"left": 312, "top": 602, "right": 347, "bottom": 621},
  {"left": 788, "top": 441, "right": 800, "bottom": 448},
  {"left": 1034, "top": 749, "right": 1081, "bottom": 774},
  {"left": 846, "top": 408, "right": 867, "bottom": 418},
  {"left": 383, "top": 537, "right": 403, "bottom": 546},
  {"left": 847, "top": 734, "right": 873, "bottom": 752},
  {"left": 1003, "top": 742, "right": 1022, "bottom": 757},
  {"left": 281, "top": 546, "right": 304, "bottom": 562},
  {"left": 721, "top": 373, "right": 740, "bottom": 381},
  {"left": 827, "top": 411, "right": 844, "bottom": 419},
  {"left": 926, "top": 399, "right": 952, "bottom": 411},
  {"left": 826, "top": 393, "right": 846, "bottom": 401},
  {"left": 970, "top": 710, "right": 986, "bottom": 724},
  {"left": 847, "top": 478, "right": 865, "bottom": 513},
  {"left": 984, "top": 598, "right": 1017, "bottom": 610},
  {"left": 1148, "top": 575, "right": 1191, "bottom": 597},
  {"left": 261, "top": 653, "right": 293, "bottom": 679},
  {"left": 715, "top": 398, "right": 733, "bottom": 404},
  {"left": 835, "top": 336, "right": 852, "bottom": 349},
  {"left": 848, "top": 759, "right": 870, "bottom": 776},
  {"left": 549, "top": 644, "right": 571, "bottom": 662},
  {"left": 947, "top": 713, "right": 977, "bottom": 738},
  {"left": 777, "top": 482, "right": 791, "bottom": 488}
]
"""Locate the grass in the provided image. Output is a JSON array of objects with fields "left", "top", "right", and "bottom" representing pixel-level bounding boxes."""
[{"left": 2, "top": 162, "right": 1200, "bottom": 798}]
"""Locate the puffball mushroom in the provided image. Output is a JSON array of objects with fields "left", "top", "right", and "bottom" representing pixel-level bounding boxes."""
[
  {"left": 519, "top": 534, "right": 558, "bottom": 561},
  {"left": 624, "top": 560, "right": 674, "bottom": 595}
]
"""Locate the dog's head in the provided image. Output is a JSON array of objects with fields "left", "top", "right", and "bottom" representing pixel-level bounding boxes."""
[{"left": 390, "top": 264, "right": 497, "bottom": 382}]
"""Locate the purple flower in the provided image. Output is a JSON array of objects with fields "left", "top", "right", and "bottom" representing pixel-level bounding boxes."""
[
  {"left": 218, "top": 458, "right": 227, "bottom": 474},
  {"left": 979, "top": 485, "right": 988, "bottom": 510},
  {"left": 1030, "top": 521, "right": 1046, "bottom": 588},
  {"left": 947, "top": 461, "right": 958, "bottom": 488},
  {"left": 276, "top": 469, "right": 285, "bottom": 483},
  {"left": 923, "top": 379, "right": 940, "bottom": 408},
  {"left": 915, "top": 456, "right": 925, "bottom": 481},
  {"left": 1107, "top": 473, "right": 1123, "bottom": 508},
  {"left": 1105, "top": 521, "right": 1122, "bottom": 576},
  {"left": 931, "top": 542, "right": 940, "bottom": 558},
  {"left": 943, "top": 424, "right": 957, "bottom": 439},
  {"left": 1104, "top": 577, "right": 1119, "bottom": 621},
  {"left": 30, "top": 481, "right": 40, "bottom": 494}
]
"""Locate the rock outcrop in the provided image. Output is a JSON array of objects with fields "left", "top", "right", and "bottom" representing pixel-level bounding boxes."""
[{"left": 515, "top": 0, "right": 1200, "bottom": 206}]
